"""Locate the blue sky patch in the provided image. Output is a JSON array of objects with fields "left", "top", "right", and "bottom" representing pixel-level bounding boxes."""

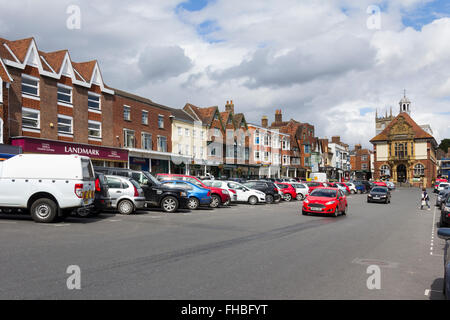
[
  {"left": 177, "top": 0, "right": 213, "bottom": 12},
  {"left": 360, "top": 107, "right": 374, "bottom": 116},
  {"left": 402, "top": 0, "right": 450, "bottom": 30}
]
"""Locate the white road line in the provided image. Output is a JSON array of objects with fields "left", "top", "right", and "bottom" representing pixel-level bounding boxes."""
[{"left": 430, "top": 206, "right": 437, "bottom": 255}]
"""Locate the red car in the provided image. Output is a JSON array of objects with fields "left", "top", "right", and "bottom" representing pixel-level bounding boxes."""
[
  {"left": 302, "top": 187, "right": 348, "bottom": 217},
  {"left": 373, "top": 181, "right": 387, "bottom": 187},
  {"left": 275, "top": 183, "right": 297, "bottom": 201},
  {"left": 156, "top": 174, "right": 231, "bottom": 208},
  {"left": 305, "top": 182, "right": 326, "bottom": 193},
  {"left": 337, "top": 182, "right": 351, "bottom": 194}
]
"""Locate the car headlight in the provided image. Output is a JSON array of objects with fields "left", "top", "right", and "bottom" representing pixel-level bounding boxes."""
[
  {"left": 325, "top": 201, "right": 336, "bottom": 205},
  {"left": 222, "top": 190, "right": 229, "bottom": 195},
  {"left": 304, "top": 199, "right": 309, "bottom": 204},
  {"left": 368, "top": 194, "right": 372, "bottom": 197}
]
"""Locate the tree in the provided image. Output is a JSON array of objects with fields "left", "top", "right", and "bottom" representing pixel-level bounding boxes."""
[{"left": 439, "top": 139, "right": 450, "bottom": 153}]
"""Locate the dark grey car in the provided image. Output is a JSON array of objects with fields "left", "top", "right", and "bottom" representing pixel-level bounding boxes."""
[
  {"left": 437, "top": 228, "right": 450, "bottom": 299},
  {"left": 437, "top": 188, "right": 450, "bottom": 209},
  {"left": 367, "top": 187, "right": 391, "bottom": 204}
]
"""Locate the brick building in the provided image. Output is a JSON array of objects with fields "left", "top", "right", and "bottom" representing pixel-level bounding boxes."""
[
  {"left": 370, "top": 100, "right": 438, "bottom": 188},
  {"left": 350, "top": 144, "right": 372, "bottom": 180},
  {"left": 0, "top": 37, "right": 128, "bottom": 166}
]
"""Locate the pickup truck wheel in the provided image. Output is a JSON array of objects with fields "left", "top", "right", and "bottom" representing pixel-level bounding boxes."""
[
  {"left": 248, "top": 196, "right": 258, "bottom": 205},
  {"left": 30, "top": 198, "right": 58, "bottom": 223},
  {"left": 162, "top": 196, "right": 179, "bottom": 213},
  {"left": 209, "top": 195, "right": 221, "bottom": 208},
  {"left": 187, "top": 197, "right": 200, "bottom": 210},
  {"left": 266, "top": 195, "right": 274, "bottom": 204},
  {"left": 118, "top": 199, "right": 134, "bottom": 215}
]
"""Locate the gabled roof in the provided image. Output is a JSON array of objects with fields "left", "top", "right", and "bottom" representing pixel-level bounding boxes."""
[
  {"left": 3, "top": 37, "right": 33, "bottom": 62},
  {"left": 233, "top": 113, "right": 248, "bottom": 129},
  {"left": 71, "top": 60, "right": 96, "bottom": 81},
  {"left": 169, "top": 108, "right": 196, "bottom": 123},
  {"left": 0, "top": 57, "right": 13, "bottom": 82},
  {"left": 40, "top": 50, "right": 67, "bottom": 74},
  {"left": 370, "top": 112, "right": 434, "bottom": 143}
]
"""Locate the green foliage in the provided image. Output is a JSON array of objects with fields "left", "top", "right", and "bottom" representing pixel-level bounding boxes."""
[{"left": 439, "top": 139, "right": 450, "bottom": 153}]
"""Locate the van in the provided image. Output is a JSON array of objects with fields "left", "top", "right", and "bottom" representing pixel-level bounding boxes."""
[
  {"left": 310, "top": 172, "right": 327, "bottom": 183},
  {"left": 0, "top": 154, "right": 95, "bottom": 223}
]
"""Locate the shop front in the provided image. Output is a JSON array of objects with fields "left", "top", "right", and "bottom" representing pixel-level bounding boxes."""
[
  {"left": 0, "top": 144, "right": 22, "bottom": 161},
  {"left": 11, "top": 137, "right": 128, "bottom": 167}
]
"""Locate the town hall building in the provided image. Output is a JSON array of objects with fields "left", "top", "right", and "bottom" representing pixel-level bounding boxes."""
[{"left": 370, "top": 94, "right": 438, "bottom": 188}]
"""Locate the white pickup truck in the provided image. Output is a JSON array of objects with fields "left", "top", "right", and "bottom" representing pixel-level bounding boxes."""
[{"left": 0, "top": 154, "right": 95, "bottom": 223}]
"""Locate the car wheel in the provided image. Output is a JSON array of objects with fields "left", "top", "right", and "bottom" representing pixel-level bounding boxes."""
[
  {"left": 274, "top": 196, "right": 281, "bottom": 203},
  {"left": 118, "top": 199, "right": 134, "bottom": 215},
  {"left": 248, "top": 196, "right": 258, "bottom": 205},
  {"left": 223, "top": 198, "right": 231, "bottom": 207},
  {"left": 187, "top": 197, "right": 200, "bottom": 210},
  {"left": 76, "top": 209, "right": 91, "bottom": 218},
  {"left": 30, "top": 198, "right": 58, "bottom": 223},
  {"left": 266, "top": 194, "right": 274, "bottom": 204},
  {"left": 284, "top": 194, "right": 292, "bottom": 202},
  {"left": 333, "top": 208, "right": 339, "bottom": 217},
  {"left": 161, "top": 196, "right": 179, "bottom": 213},
  {"left": 351, "top": 190, "right": 356, "bottom": 194},
  {"left": 210, "top": 195, "right": 221, "bottom": 208}
]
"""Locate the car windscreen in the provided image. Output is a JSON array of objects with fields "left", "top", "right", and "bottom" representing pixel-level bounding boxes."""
[
  {"left": 81, "top": 159, "right": 94, "bottom": 180},
  {"left": 372, "top": 188, "right": 387, "bottom": 193},
  {"left": 310, "top": 189, "right": 337, "bottom": 198},
  {"left": 143, "top": 171, "right": 161, "bottom": 185}
]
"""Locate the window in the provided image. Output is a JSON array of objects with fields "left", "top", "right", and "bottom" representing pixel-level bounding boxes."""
[
  {"left": 106, "top": 177, "right": 124, "bottom": 189},
  {"left": 304, "top": 145, "right": 311, "bottom": 153},
  {"left": 362, "top": 163, "right": 368, "bottom": 170},
  {"left": 88, "top": 92, "right": 101, "bottom": 111},
  {"left": 185, "top": 128, "right": 190, "bottom": 137},
  {"left": 414, "top": 163, "right": 425, "bottom": 176},
  {"left": 200, "top": 147, "right": 204, "bottom": 157},
  {"left": 255, "top": 151, "right": 260, "bottom": 160},
  {"left": 283, "top": 155, "right": 290, "bottom": 165},
  {"left": 264, "top": 151, "right": 270, "bottom": 162},
  {"left": 255, "top": 130, "right": 260, "bottom": 145},
  {"left": 193, "top": 129, "right": 197, "bottom": 138},
  {"left": 141, "top": 132, "right": 152, "bottom": 150},
  {"left": 22, "top": 107, "right": 40, "bottom": 129},
  {"left": 380, "top": 165, "right": 390, "bottom": 176},
  {"left": 142, "top": 111, "right": 148, "bottom": 125},
  {"left": 57, "top": 84, "right": 72, "bottom": 104},
  {"left": 123, "top": 106, "right": 131, "bottom": 121},
  {"left": 193, "top": 146, "right": 196, "bottom": 157},
  {"left": 123, "top": 129, "right": 135, "bottom": 148},
  {"left": 88, "top": 121, "right": 102, "bottom": 138},
  {"left": 304, "top": 157, "right": 311, "bottom": 166},
  {"left": 264, "top": 134, "right": 269, "bottom": 146},
  {"left": 57, "top": 115, "right": 73, "bottom": 134},
  {"left": 362, "top": 155, "right": 367, "bottom": 161},
  {"left": 213, "top": 112, "right": 219, "bottom": 120},
  {"left": 185, "top": 144, "right": 190, "bottom": 155},
  {"left": 178, "top": 127, "right": 183, "bottom": 136},
  {"left": 158, "top": 115, "right": 164, "bottom": 128},
  {"left": 157, "top": 136, "right": 167, "bottom": 152},
  {"left": 22, "top": 75, "right": 39, "bottom": 97}
]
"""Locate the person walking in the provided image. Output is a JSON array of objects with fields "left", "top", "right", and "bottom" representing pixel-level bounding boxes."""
[{"left": 420, "top": 188, "right": 430, "bottom": 210}]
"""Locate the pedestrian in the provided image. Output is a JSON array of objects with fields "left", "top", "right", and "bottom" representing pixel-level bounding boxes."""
[{"left": 420, "top": 188, "right": 430, "bottom": 210}]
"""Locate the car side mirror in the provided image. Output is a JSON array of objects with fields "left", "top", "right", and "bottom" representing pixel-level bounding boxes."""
[{"left": 438, "top": 228, "right": 450, "bottom": 241}]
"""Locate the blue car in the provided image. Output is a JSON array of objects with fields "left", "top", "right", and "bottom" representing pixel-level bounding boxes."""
[{"left": 161, "top": 180, "right": 211, "bottom": 210}]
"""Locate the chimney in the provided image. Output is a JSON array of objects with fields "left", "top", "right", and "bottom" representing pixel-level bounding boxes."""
[
  {"left": 261, "top": 116, "right": 268, "bottom": 128},
  {"left": 275, "top": 109, "right": 282, "bottom": 123},
  {"left": 225, "top": 100, "right": 234, "bottom": 114},
  {"left": 355, "top": 144, "right": 362, "bottom": 151},
  {"left": 331, "top": 136, "right": 340, "bottom": 144}
]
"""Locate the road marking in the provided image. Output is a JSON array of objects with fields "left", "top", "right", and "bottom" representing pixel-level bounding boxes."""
[
  {"left": 352, "top": 258, "right": 399, "bottom": 268},
  {"left": 430, "top": 206, "right": 437, "bottom": 255}
]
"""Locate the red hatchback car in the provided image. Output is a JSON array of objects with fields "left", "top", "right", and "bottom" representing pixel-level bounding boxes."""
[
  {"left": 302, "top": 187, "right": 348, "bottom": 217},
  {"left": 156, "top": 174, "right": 231, "bottom": 208},
  {"left": 373, "top": 181, "right": 387, "bottom": 187},
  {"left": 275, "top": 183, "right": 297, "bottom": 201}
]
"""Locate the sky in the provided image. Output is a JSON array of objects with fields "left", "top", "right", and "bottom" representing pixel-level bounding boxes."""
[{"left": 1, "top": 0, "right": 450, "bottom": 148}]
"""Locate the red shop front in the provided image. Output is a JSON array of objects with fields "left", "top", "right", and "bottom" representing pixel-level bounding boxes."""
[{"left": 11, "top": 137, "right": 129, "bottom": 168}]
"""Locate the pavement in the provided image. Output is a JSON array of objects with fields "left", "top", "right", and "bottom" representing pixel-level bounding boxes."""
[{"left": 0, "top": 188, "right": 446, "bottom": 300}]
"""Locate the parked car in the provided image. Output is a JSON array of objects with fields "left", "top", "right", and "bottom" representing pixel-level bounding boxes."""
[
  {"left": 156, "top": 173, "right": 231, "bottom": 208},
  {"left": 358, "top": 180, "right": 373, "bottom": 193},
  {"left": 437, "top": 228, "right": 450, "bottom": 299},
  {"left": 305, "top": 182, "right": 325, "bottom": 193},
  {"left": 81, "top": 172, "right": 111, "bottom": 217},
  {"left": 386, "top": 181, "right": 396, "bottom": 190},
  {"left": 226, "top": 181, "right": 266, "bottom": 205},
  {"left": 343, "top": 182, "right": 357, "bottom": 194},
  {"left": 103, "top": 175, "right": 146, "bottom": 214},
  {"left": 290, "top": 183, "right": 310, "bottom": 200},
  {"left": 437, "top": 183, "right": 450, "bottom": 193},
  {"left": 352, "top": 181, "right": 367, "bottom": 194},
  {"left": 0, "top": 154, "right": 95, "bottom": 223},
  {"left": 160, "top": 180, "right": 211, "bottom": 210},
  {"left": 373, "top": 181, "right": 388, "bottom": 187},
  {"left": 94, "top": 167, "right": 189, "bottom": 213},
  {"left": 329, "top": 182, "right": 348, "bottom": 195},
  {"left": 336, "top": 183, "right": 351, "bottom": 194},
  {"left": 244, "top": 180, "right": 282, "bottom": 204},
  {"left": 228, "top": 178, "right": 247, "bottom": 184},
  {"left": 275, "top": 182, "right": 297, "bottom": 201},
  {"left": 202, "top": 180, "right": 238, "bottom": 203},
  {"left": 302, "top": 188, "right": 348, "bottom": 217},
  {"left": 440, "top": 196, "right": 450, "bottom": 227},
  {"left": 437, "top": 188, "right": 450, "bottom": 209},
  {"left": 367, "top": 187, "right": 391, "bottom": 204}
]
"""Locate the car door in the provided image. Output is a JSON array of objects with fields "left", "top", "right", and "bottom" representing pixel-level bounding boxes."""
[
  {"left": 106, "top": 177, "right": 125, "bottom": 207},
  {"left": 228, "top": 182, "right": 246, "bottom": 201}
]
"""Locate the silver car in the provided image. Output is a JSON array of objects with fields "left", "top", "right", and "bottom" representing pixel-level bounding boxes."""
[{"left": 105, "top": 175, "right": 146, "bottom": 215}]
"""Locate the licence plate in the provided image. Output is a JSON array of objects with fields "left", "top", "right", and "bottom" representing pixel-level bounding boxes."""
[
  {"left": 373, "top": 197, "right": 379, "bottom": 199},
  {"left": 310, "top": 207, "right": 322, "bottom": 211}
]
